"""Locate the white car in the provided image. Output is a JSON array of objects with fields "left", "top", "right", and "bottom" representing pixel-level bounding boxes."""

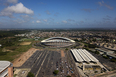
[
  {"left": 62, "top": 70, "right": 64, "bottom": 73},
  {"left": 66, "top": 66, "right": 68, "bottom": 68},
  {"left": 22, "top": 71, "right": 25, "bottom": 74},
  {"left": 56, "top": 68, "right": 58, "bottom": 70}
]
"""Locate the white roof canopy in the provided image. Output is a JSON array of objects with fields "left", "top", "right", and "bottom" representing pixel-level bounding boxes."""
[{"left": 0, "top": 61, "right": 11, "bottom": 73}]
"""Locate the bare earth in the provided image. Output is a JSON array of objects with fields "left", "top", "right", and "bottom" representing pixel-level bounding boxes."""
[
  {"left": 61, "top": 50, "right": 65, "bottom": 57},
  {"left": 20, "top": 42, "right": 32, "bottom": 45},
  {"left": 13, "top": 48, "right": 38, "bottom": 67}
]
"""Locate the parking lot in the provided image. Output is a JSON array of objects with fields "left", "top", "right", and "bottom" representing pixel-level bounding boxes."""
[{"left": 19, "top": 49, "right": 78, "bottom": 77}]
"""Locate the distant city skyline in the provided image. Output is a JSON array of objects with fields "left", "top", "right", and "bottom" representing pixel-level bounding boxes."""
[{"left": 0, "top": 0, "right": 116, "bottom": 29}]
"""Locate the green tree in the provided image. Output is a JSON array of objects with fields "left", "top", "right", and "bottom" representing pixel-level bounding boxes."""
[
  {"left": 65, "top": 48, "right": 68, "bottom": 51},
  {"left": 53, "top": 70, "right": 59, "bottom": 75},
  {"left": 110, "top": 59, "right": 116, "bottom": 62},
  {"left": 95, "top": 51, "right": 100, "bottom": 54},
  {"left": 88, "top": 44, "right": 96, "bottom": 48},
  {"left": 74, "top": 39, "right": 78, "bottom": 42},
  {"left": 84, "top": 44, "right": 88, "bottom": 47},
  {"left": 92, "top": 39, "right": 96, "bottom": 42},
  {"left": 94, "top": 71, "right": 98, "bottom": 73},
  {"left": 27, "top": 72, "right": 34, "bottom": 77},
  {"left": 103, "top": 55, "right": 108, "bottom": 59},
  {"left": 66, "top": 75, "right": 71, "bottom": 77},
  {"left": 74, "top": 46, "right": 76, "bottom": 48}
]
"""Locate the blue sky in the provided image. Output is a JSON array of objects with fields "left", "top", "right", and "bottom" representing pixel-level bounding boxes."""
[{"left": 0, "top": 0, "right": 116, "bottom": 29}]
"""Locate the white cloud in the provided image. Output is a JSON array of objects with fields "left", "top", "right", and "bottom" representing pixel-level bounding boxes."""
[
  {"left": 45, "top": 10, "right": 50, "bottom": 15},
  {"left": 62, "top": 20, "right": 67, "bottom": 23},
  {"left": 32, "top": 21, "right": 34, "bottom": 23},
  {"left": 20, "top": 15, "right": 29, "bottom": 18},
  {"left": 98, "top": 1, "right": 113, "bottom": 10},
  {"left": 81, "top": 8, "right": 92, "bottom": 12},
  {"left": 36, "top": 20, "right": 41, "bottom": 23},
  {"left": 38, "top": 13, "right": 41, "bottom": 16},
  {"left": 0, "top": 3, "right": 34, "bottom": 17},
  {"left": 115, "top": 17, "right": 116, "bottom": 20},
  {"left": 20, "top": 15, "right": 33, "bottom": 21},
  {"left": 67, "top": 19, "right": 75, "bottom": 22},
  {"left": 12, "top": 18, "right": 26, "bottom": 23},
  {"left": 7, "top": 0, "right": 18, "bottom": 3},
  {"left": 43, "top": 19, "right": 47, "bottom": 22},
  {"left": 18, "top": 20, "right": 25, "bottom": 23},
  {"left": 56, "top": 22, "right": 59, "bottom": 24},
  {"left": 80, "top": 21, "right": 84, "bottom": 23}
]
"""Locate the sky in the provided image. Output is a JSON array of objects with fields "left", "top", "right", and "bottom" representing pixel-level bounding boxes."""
[{"left": 0, "top": 0, "right": 116, "bottom": 29}]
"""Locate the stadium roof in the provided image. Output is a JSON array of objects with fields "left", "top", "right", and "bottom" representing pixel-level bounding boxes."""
[
  {"left": 0, "top": 61, "right": 11, "bottom": 73},
  {"left": 41, "top": 37, "right": 75, "bottom": 42}
]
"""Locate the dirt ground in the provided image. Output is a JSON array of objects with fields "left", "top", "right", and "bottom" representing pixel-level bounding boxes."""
[
  {"left": 20, "top": 42, "right": 32, "bottom": 45},
  {"left": 13, "top": 48, "right": 38, "bottom": 67},
  {"left": 61, "top": 50, "right": 65, "bottom": 57}
]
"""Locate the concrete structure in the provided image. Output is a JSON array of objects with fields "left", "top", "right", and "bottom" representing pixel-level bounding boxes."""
[
  {"left": 70, "top": 49, "right": 99, "bottom": 63},
  {"left": 83, "top": 64, "right": 101, "bottom": 71},
  {"left": 41, "top": 37, "right": 75, "bottom": 47},
  {"left": 95, "top": 48, "right": 114, "bottom": 55},
  {"left": 0, "top": 61, "right": 13, "bottom": 77},
  {"left": 107, "top": 53, "right": 116, "bottom": 59}
]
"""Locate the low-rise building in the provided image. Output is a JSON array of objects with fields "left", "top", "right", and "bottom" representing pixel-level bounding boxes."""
[
  {"left": 95, "top": 48, "right": 114, "bottom": 55},
  {"left": 83, "top": 64, "right": 101, "bottom": 72}
]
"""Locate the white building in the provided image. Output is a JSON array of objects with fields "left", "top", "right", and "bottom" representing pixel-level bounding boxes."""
[
  {"left": 0, "top": 61, "right": 13, "bottom": 77},
  {"left": 70, "top": 49, "right": 99, "bottom": 63},
  {"left": 95, "top": 48, "right": 114, "bottom": 55}
]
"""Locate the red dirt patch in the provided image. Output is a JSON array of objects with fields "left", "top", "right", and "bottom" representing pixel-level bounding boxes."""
[
  {"left": 13, "top": 48, "right": 38, "bottom": 67},
  {"left": 61, "top": 50, "right": 65, "bottom": 57}
]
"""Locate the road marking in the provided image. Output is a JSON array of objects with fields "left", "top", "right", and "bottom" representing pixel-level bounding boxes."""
[
  {"left": 35, "top": 51, "right": 49, "bottom": 77},
  {"left": 37, "top": 51, "right": 46, "bottom": 66},
  {"left": 31, "top": 51, "right": 44, "bottom": 68},
  {"left": 46, "top": 51, "right": 52, "bottom": 68}
]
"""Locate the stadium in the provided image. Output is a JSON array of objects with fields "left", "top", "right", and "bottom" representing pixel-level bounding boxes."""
[{"left": 41, "top": 37, "right": 75, "bottom": 47}]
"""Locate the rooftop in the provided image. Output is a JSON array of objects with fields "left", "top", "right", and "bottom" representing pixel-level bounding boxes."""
[
  {"left": 41, "top": 37, "right": 75, "bottom": 42},
  {"left": 96, "top": 48, "right": 114, "bottom": 52},
  {"left": 0, "top": 61, "right": 11, "bottom": 73}
]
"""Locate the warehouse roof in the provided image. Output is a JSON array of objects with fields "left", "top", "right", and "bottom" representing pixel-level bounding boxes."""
[{"left": 70, "top": 49, "right": 99, "bottom": 63}]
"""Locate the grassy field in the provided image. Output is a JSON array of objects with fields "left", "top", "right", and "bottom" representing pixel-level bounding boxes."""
[
  {"left": 0, "top": 37, "right": 45, "bottom": 62},
  {"left": 20, "top": 38, "right": 34, "bottom": 41},
  {"left": 0, "top": 38, "right": 33, "bottom": 62},
  {"left": 20, "top": 42, "right": 32, "bottom": 45},
  {"left": 0, "top": 44, "right": 32, "bottom": 62}
]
